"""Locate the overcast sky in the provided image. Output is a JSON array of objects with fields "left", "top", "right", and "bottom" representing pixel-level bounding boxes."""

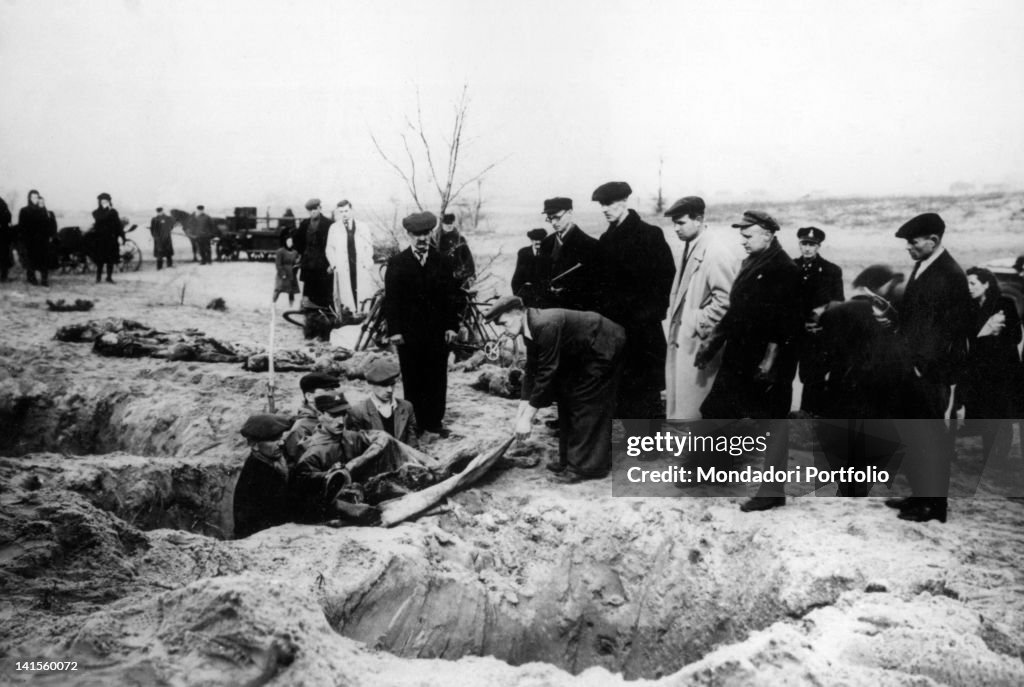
[{"left": 2, "top": 0, "right": 1023, "bottom": 215}]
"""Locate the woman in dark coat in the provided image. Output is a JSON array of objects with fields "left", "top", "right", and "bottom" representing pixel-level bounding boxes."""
[
  {"left": 92, "top": 192, "right": 124, "bottom": 283},
  {"left": 958, "top": 267, "right": 1023, "bottom": 465},
  {"left": 17, "top": 189, "right": 52, "bottom": 286}
]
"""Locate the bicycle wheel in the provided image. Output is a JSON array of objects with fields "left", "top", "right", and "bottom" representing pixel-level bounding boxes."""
[
  {"left": 355, "top": 295, "right": 385, "bottom": 351},
  {"left": 119, "top": 239, "right": 143, "bottom": 272}
]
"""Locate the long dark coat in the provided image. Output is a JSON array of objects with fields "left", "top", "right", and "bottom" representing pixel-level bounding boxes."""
[
  {"left": 91, "top": 207, "right": 124, "bottom": 265},
  {"left": 511, "top": 244, "right": 550, "bottom": 299},
  {"left": 232, "top": 449, "right": 291, "bottom": 538},
  {"left": 700, "top": 239, "right": 801, "bottom": 419},
  {"left": 959, "top": 295, "right": 1022, "bottom": 419},
  {"left": 150, "top": 214, "right": 175, "bottom": 258},
  {"left": 294, "top": 215, "right": 333, "bottom": 306},
  {"left": 18, "top": 204, "right": 53, "bottom": 268},
  {"left": 522, "top": 308, "right": 626, "bottom": 476},
  {"left": 539, "top": 224, "right": 603, "bottom": 311},
  {"left": 795, "top": 254, "right": 845, "bottom": 413},
  {"left": 384, "top": 247, "right": 460, "bottom": 431},
  {"left": 0, "top": 198, "right": 11, "bottom": 271}
]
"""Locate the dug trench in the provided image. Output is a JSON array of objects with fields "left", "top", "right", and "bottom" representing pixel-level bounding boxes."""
[{"left": 3, "top": 367, "right": 1024, "bottom": 684}]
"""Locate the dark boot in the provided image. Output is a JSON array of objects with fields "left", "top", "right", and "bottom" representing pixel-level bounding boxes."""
[
  {"left": 740, "top": 496, "right": 787, "bottom": 512},
  {"left": 897, "top": 497, "right": 947, "bottom": 523},
  {"left": 105, "top": 264, "right": 115, "bottom": 283},
  {"left": 157, "top": 259, "right": 164, "bottom": 270}
]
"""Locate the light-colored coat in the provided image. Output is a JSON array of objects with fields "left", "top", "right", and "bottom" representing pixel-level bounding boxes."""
[
  {"left": 665, "top": 229, "right": 738, "bottom": 419},
  {"left": 326, "top": 220, "right": 378, "bottom": 313}
]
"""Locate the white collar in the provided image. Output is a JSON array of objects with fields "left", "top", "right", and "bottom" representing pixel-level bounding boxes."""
[
  {"left": 914, "top": 245, "right": 946, "bottom": 278},
  {"left": 370, "top": 395, "right": 395, "bottom": 418}
]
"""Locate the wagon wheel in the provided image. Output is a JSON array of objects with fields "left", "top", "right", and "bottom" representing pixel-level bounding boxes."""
[
  {"left": 482, "top": 340, "right": 502, "bottom": 362},
  {"left": 119, "top": 239, "right": 143, "bottom": 272}
]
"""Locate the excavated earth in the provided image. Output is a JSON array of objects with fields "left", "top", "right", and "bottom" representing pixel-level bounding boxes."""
[{"left": 2, "top": 263, "right": 1024, "bottom": 686}]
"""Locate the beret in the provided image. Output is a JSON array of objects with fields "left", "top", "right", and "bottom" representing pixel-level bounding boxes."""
[
  {"left": 895, "top": 212, "right": 945, "bottom": 240},
  {"left": 300, "top": 371, "right": 341, "bottom": 394},
  {"left": 483, "top": 295, "right": 525, "bottom": 322},
  {"left": 196, "top": 204, "right": 205, "bottom": 211},
  {"left": 402, "top": 211, "right": 437, "bottom": 235},
  {"left": 365, "top": 358, "right": 401, "bottom": 385},
  {"left": 664, "top": 196, "right": 705, "bottom": 219},
  {"left": 591, "top": 182, "right": 632, "bottom": 204},
  {"left": 797, "top": 226, "right": 826, "bottom": 243},
  {"left": 731, "top": 210, "right": 780, "bottom": 233},
  {"left": 542, "top": 197, "right": 573, "bottom": 214},
  {"left": 527, "top": 228, "right": 547, "bottom": 241},
  {"left": 97, "top": 192, "right": 112, "bottom": 202},
  {"left": 240, "top": 413, "right": 293, "bottom": 441},
  {"left": 442, "top": 213, "right": 456, "bottom": 224},
  {"left": 852, "top": 264, "right": 903, "bottom": 292},
  {"left": 314, "top": 392, "right": 350, "bottom": 414},
  {"left": 304, "top": 198, "right": 321, "bottom": 211}
]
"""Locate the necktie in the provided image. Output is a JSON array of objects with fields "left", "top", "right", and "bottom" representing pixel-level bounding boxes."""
[
  {"left": 681, "top": 241, "right": 692, "bottom": 273},
  {"left": 415, "top": 248, "right": 426, "bottom": 265},
  {"left": 551, "top": 236, "right": 563, "bottom": 263},
  {"left": 908, "top": 261, "right": 920, "bottom": 283}
]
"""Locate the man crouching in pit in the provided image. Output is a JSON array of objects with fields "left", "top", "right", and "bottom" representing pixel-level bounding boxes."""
[
  {"left": 234, "top": 414, "right": 295, "bottom": 539},
  {"left": 485, "top": 295, "right": 626, "bottom": 483},
  {"left": 293, "top": 392, "right": 443, "bottom": 525}
]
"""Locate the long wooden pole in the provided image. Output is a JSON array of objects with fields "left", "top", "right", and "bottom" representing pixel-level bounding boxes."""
[{"left": 267, "top": 298, "right": 277, "bottom": 413}]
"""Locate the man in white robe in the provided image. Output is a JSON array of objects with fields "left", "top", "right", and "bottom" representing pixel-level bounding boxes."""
[{"left": 327, "top": 200, "right": 377, "bottom": 315}]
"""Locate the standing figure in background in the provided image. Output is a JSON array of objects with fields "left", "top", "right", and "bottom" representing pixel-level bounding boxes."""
[
  {"left": 0, "top": 196, "right": 12, "bottom": 281},
  {"left": 273, "top": 231, "right": 300, "bottom": 307},
  {"left": 150, "top": 206, "right": 175, "bottom": 270},
  {"left": 592, "top": 181, "right": 676, "bottom": 419},
  {"left": 18, "top": 189, "right": 52, "bottom": 286},
  {"left": 663, "top": 196, "right": 738, "bottom": 420},
  {"left": 511, "top": 228, "right": 550, "bottom": 303},
  {"left": 188, "top": 205, "right": 216, "bottom": 265},
  {"left": 38, "top": 196, "right": 58, "bottom": 277},
  {"left": 540, "top": 197, "right": 603, "bottom": 311},
  {"left": 794, "top": 226, "right": 844, "bottom": 415},
  {"left": 436, "top": 213, "right": 476, "bottom": 289},
  {"left": 293, "top": 198, "right": 333, "bottom": 308},
  {"left": 92, "top": 192, "right": 124, "bottom": 284},
  {"left": 327, "top": 200, "right": 376, "bottom": 316}
]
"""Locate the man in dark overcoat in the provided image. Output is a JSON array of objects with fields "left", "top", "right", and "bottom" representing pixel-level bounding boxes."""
[
  {"left": 187, "top": 205, "right": 216, "bottom": 265},
  {"left": 794, "top": 226, "right": 844, "bottom": 414},
  {"left": 886, "top": 212, "right": 972, "bottom": 523},
  {"left": 510, "top": 228, "right": 550, "bottom": 303},
  {"left": 436, "top": 213, "right": 476, "bottom": 288},
  {"left": 232, "top": 413, "right": 294, "bottom": 539},
  {"left": 592, "top": 182, "right": 676, "bottom": 419},
  {"left": 699, "top": 210, "right": 802, "bottom": 512},
  {"left": 384, "top": 211, "right": 460, "bottom": 436},
  {"left": 538, "top": 197, "right": 603, "bottom": 312},
  {"left": 292, "top": 198, "right": 333, "bottom": 307},
  {"left": 0, "top": 196, "right": 12, "bottom": 281},
  {"left": 18, "top": 189, "right": 52, "bottom": 286},
  {"left": 92, "top": 192, "right": 124, "bottom": 283},
  {"left": 150, "top": 207, "right": 176, "bottom": 269},
  {"left": 486, "top": 295, "right": 626, "bottom": 481}
]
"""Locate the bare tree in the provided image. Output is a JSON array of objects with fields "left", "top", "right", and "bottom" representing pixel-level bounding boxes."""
[{"left": 653, "top": 156, "right": 666, "bottom": 215}]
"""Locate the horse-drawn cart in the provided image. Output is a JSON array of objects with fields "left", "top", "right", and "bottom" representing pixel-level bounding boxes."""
[{"left": 215, "top": 207, "right": 296, "bottom": 261}]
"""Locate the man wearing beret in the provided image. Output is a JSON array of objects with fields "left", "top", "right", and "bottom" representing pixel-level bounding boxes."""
[
  {"left": 292, "top": 199, "right": 334, "bottom": 308},
  {"left": 794, "top": 226, "right": 844, "bottom": 415},
  {"left": 150, "top": 207, "right": 175, "bottom": 270},
  {"left": 436, "top": 212, "right": 476, "bottom": 289},
  {"left": 233, "top": 413, "right": 295, "bottom": 538},
  {"left": 486, "top": 295, "right": 626, "bottom": 482},
  {"left": 384, "top": 211, "right": 460, "bottom": 436},
  {"left": 592, "top": 182, "right": 676, "bottom": 419},
  {"left": 538, "top": 197, "right": 603, "bottom": 312},
  {"left": 886, "top": 212, "right": 972, "bottom": 523},
  {"left": 663, "top": 196, "right": 738, "bottom": 419},
  {"left": 511, "top": 228, "right": 550, "bottom": 302},
  {"left": 282, "top": 371, "right": 342, "bottom": 464},
  {"left": 187, "top": 204, "right": 216, "bottom": 266},
  {"left": 699, "top": 210, "right": 802, "bottom": 512},
  {"left": 346, "top": 358, "right": 419, "bottom": 445}
]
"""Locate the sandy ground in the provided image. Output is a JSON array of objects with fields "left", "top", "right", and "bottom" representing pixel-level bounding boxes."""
[{"left": 1, "top": 193, "right": 1024, "bottom": 685}]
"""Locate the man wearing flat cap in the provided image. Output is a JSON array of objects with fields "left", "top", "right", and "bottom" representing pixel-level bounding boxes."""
[
  {"left": 233, "top": 413, "right": 295, "bottom": 538},
  {"left": 282, "top": 371, "right": 342, "bottom": 464},
  {"left": 699, "top": 210, "right": 801, "bottom": 512},
  {"left": 511, "top": 228, "right": 551, "bottom": 302},
  {"left": 346, "top": 358, "right": 418, "bottom": 445},
  {"left": 486, "top": 295, "right": 626, "bottom": 482},
  {"left": 436, "top": 212, "right": 476, "bottom": 289},
  {"left": 292, "top": 199, "right": 334, "bottom": 308},
  {"left": 535, "top": 197, "right": 604, "bottom": 312},
  {"left": 664, "top": 196, "right": 739, "bottom": 419},
  {"left": 150, "top": 207, "right": 175, "bottom": 270},
  {"left": 592, "top": 181, "right": 676, "bottom": 419},
  {"left": 794, "top": 226, "right": 844, "bottom": 415},
  {"left": 187, "top": 204, "right": 216, "bottom": 266},
  {"left": 885, "top": 212, "right": 972, "bottom": 523},
  {"left": 384, "top": 211, "right": 460, "bottom": 436}
]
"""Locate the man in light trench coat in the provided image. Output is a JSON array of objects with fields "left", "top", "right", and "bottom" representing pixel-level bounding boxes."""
[{"left": 664, "top": 196, "right": 738, "bottom": 419}]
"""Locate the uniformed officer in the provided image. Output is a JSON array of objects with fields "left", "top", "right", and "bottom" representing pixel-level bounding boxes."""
[{"left": 794, "top": 226, "right": 844, "bottom": 415}]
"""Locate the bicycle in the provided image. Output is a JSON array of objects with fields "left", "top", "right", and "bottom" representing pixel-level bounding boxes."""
[{"left": 118, "top": 225, "right": 143, "bottom": 272}]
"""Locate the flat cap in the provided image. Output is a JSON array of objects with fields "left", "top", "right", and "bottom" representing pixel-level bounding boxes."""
[
  {"left": 365, "top": 358, "right": 401, "bottom": 385},
  {"left": 664, "top": 196, "right": 705, "bottom": 219},
  {"left": 299, "top": 371, "right": 341, "bottom": 394},
  {"left": 542, "top": 197, "right": 573, "bottom": 214},
  {"left": 97, "top": 192, "right": 112, "bottom": 202},
  {"left": 402, "top": 211, "right": 437, "bottom": 235},
  {"left": 483, "top": 295, "right": 525, "bottom": 322},
  {"left": 797, "top": 226, "right": 826, "bottom": 243},
  {"left": 895, "top": 212, "right": 945, "bottom": 240},
  {"left": 527, "top": 228, "right": 547, "bottom": 241},
  {"left": 155, "top": 206, "right": 164, "bottom": 212},
  {"left": 314, "top": 392, "right": 350, "bottom": 415},
  {"left": 442, "top": 213, "right": 456, "bottom": 224},
  {"left": 591, "top": 182, "right": 632, "bottom": 204},
  {"left": 240, "top": 413, "right": 293, "bottom": 442},
  {"left": 196, "top": 204, "right": 205, "bottom": 211},
  {"left": 304, "top": 198, "right": 321, "bottom": 211},
  {"left": 731, "top": 210, "right": 780, "bottom": 233}
]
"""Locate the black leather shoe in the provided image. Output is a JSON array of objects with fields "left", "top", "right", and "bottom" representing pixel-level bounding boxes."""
[
  {"left": 545, "top": 461, "right": 566, "bottom": 474},
  {"left": 740, "top": 496, "right": 786, "bottom": 512},
  {"left": 884, "top": 497, "right": 914, "bottom": 510},
  {"left": 897, "top": 502, "right": 947, "bottom": 523}
]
